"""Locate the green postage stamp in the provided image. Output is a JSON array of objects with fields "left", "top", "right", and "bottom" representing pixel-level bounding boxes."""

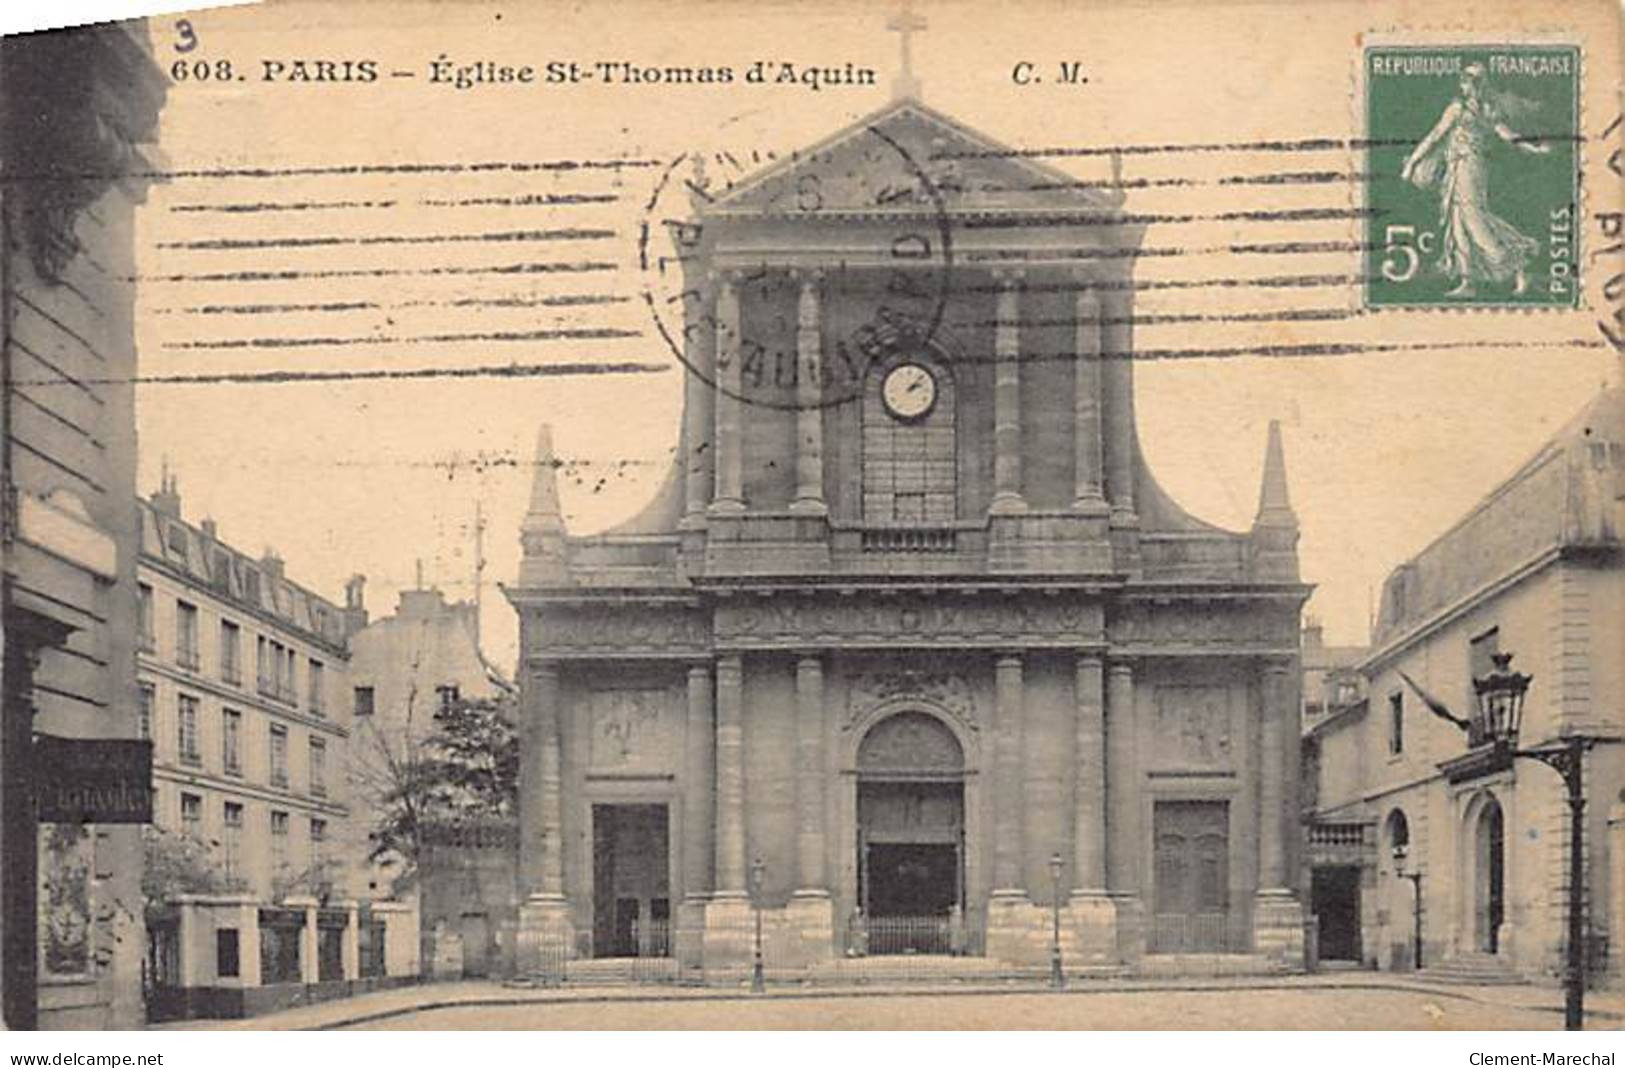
[{"left": 1365, "top": 45, "right": 1579, "bottom": 309}]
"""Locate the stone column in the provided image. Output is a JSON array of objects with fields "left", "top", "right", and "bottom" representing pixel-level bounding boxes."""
[
  {"left": 534, "top": 663, "right": 565, "bottom": 899},
  {"left": 794, "top": 656, "right": 827, "bottom": 890},
  {"left": 1072, "top": 654, "right": 1107, "bottom": 891},
  {"left": 682, "top": 278, "right": 715, "bottom": 523},
  {"left": 683, "top": 664, "right": 715, "bottom": 899},
  {"left": 518, "top": 661, "right": 572, "bottom": 970},
  {"left": 1105, "top": 661, "right": 1138, "bottom": 893},
  {"left": 1072, "top": 276, "right": 1106, "bottom": 510},
  {"left": 1253, "top": 658, "right": 1305, "bottom": 967},
  {"left": 791, "top": 271, "right": 826, "bottom": 515},
  {"left": 1101, "top": 287, "right": 1136, "bottom": 522},
  {"left": 714, "top": 654, "right": 747, "bottom": 895},
  {"left": 990, "top": 270, "right": 1026, "bottom": 514},
  {"left": 711, "top": 272, "right": 744, "bottom": 513},
  {"left": 993, "top": 654, "right": 1026, "bottom": 891},
  {"left": 1258, "top": 660, "right": 1290, "bottom": 891}
]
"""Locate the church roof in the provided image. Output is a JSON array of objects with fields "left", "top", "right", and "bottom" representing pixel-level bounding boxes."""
[{"left": 702, "top": 96, "right": 1123, "bottom": 218}]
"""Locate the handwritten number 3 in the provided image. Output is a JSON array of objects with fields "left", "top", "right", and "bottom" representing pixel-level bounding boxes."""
[{"left": 174, "top": 20, "right": 198, "bottom": 53}]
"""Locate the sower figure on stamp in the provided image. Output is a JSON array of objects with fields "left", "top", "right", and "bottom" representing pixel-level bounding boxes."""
[{"left": 1400, "top": 62, "right": 1551, "bottom": 298}]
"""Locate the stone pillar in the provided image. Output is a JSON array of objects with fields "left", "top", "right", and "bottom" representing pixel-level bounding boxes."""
[
  {"left": 299, "top": 900, "right": 319, "bottom": 984},
  {"left": 791, "top": 271, "right": 826, "bottom": 515},
  {"left": 1101, "top": 287, "right": 1136, "bottom": 522},
  {"left": 993, "top": 654, "right": 1025, "bottom": 891},
  {"left": 682, "top": 278, "right": 716, "bottom": 524},
  {"left": 342, "top": 901, "right": 360, "bottom": 982},
  {"left": 1253, "top": 657, "right": 1305, "bottom": 968},
  {"left": 678, "top": 663, "right": 715, "bottom": 971},
  {"left": 1073, "top": 654, "right": 1107, "bottom": 891},
  {"left": 1072, "top": 276, "right": 1106, "bottom": 510},
  {"left": 711, "top": 272, "right": 744, "bottom": 513},
  {"left": 1105, "top": 661, "right": 1138, "bottom": 894},
  {"left": 518, "top": 661, "right": 573, "bottom": 969},
  {"left": 237, "top": 899, "right": 262, "bottom": 987},
  {"left": 535, "top": 663, "right": 565, "bottom": 899},
  {"left": 794, "top": 656, "right": 827, "bottom": 890},
  {"left": 990, "top": 270, "right": 1026, "bottom": 514},
  {"left": 1105, "top": 660, "right": 1143, "bottom": 961},
  {"left": 714, "top": 654, "right": 746, "bottom": 895},
  {"left": 684, "top": 665, "right": 715, "bottom": 898},
  {"left": 788, "top": 655, "right": 834, "bottom": 963},
  {"left": 703, "top": 654, "right": 755, "bottom": 970},
  {"left": 1258, "top": 660, "right": 1290, "bottom": 891},
  {"left": 1066, "top": 651, "right": 1116, "bottom": 963}
]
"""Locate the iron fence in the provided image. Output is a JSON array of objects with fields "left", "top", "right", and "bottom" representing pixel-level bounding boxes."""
[{"left": 1146, "top": 911, "right": 1253, "bottom": 954}]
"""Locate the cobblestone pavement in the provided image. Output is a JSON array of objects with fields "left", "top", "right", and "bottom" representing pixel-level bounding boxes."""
[{"left": 340, "top": 986, "right": 1601, "bottom": 1031}]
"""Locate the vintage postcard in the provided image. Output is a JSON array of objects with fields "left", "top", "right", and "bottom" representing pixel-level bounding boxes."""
[{"left": 0, "top": 0, "right": 1621, "bottom": 1042}]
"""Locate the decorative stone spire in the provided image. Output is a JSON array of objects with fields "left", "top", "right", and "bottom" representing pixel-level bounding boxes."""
[
  {"left": 1250, "top": 420, "right": 1299, "bottom": 581},
  {"left": 519, "top": 423, "right": 568, "bottom": 585}
]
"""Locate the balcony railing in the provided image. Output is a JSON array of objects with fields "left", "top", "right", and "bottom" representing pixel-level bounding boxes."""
[
  {"left": 860, "top": 527, "right": 956, "bottom": 553},
  {"left": 1307, "top": 822, "right": 1370, "bottom": 849}
]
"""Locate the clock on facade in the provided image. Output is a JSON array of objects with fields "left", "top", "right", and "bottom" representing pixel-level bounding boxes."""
[{"left": 881, "top": 362, "right": 937, "bottom": 421}]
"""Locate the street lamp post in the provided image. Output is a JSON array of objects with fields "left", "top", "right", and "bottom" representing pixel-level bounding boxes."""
[
  {"left": 1391, "top": 843, "right": 1423, "bottom": 970},
  {"left": 749, "top": 856, "right": 766, "bottom": 994},
  {"left": 1466, "top": 653, "right": 1594, "bottom": 1031},
  {"left": 1049, "top": 852, "right": 1065, "bottom": 990}
]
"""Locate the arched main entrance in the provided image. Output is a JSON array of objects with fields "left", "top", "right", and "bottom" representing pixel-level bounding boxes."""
[
  {"left": 855, "top": 711, "right": 966, "bottom": 954},
  {"left": 1473, "top": 798, "right": 1506, "bottom": 954}
]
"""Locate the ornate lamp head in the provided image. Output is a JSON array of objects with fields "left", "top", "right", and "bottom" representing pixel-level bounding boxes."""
[{"left": 1472, "top": 652, "right": 1532, "bottom": 749}]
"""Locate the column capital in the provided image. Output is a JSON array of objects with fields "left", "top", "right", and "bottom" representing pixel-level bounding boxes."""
[
  {"left": 1107, "top": 658, "right": 1136, "bottom": 676},
  {"left": 788, "top": 265, "right": 826, "bottom": 284},
  {"left": 687, "top": 662, "right": 713, "bottom": 681},
  {"left": 992, "top": 266, "right": 1027, "bottom": 287},
  {"left": 709, "top": 267, "right": 741, "bottom": 286},
  {"left": 716, "top": 652, "right": 743, "bottom": 674},
  {"left": 1261, "top": 655, "right": 1296, "bottom": 677},
  {"left": 1075, "top": 650, "right": 1105, "bottom": 669},
  {"left": 995, "top": 652, "right": 1024, "bottom": 671}
]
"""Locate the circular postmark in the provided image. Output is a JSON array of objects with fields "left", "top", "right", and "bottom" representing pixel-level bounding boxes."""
[{"left": 635, "top": 121, "right": 956, "bottom": 412}]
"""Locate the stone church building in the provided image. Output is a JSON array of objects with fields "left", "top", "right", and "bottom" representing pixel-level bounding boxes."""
[{"left": 507, "top": 95, "right": 1309, "bottom": 976}]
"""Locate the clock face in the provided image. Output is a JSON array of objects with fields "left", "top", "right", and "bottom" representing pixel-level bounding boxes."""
[{"left": 881, "top": 362, "right": 937, "bottom": 421}]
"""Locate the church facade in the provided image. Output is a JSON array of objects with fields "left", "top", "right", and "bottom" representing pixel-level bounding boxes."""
[{"left": 507, "top": 97, "right": 1310, "bottom": 975}]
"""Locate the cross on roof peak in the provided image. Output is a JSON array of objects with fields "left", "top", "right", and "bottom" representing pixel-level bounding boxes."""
[{"left": 886, "top": 0, "right": 928, "bottom": 101}]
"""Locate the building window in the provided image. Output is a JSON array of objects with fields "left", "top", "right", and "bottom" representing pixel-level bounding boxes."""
[
  {"left": 436, "top": 684, "right": 460, "bottom": 714},
  {"left": 138, "top": 583, "right": 155, "bottom": 652},
  {"left": 309, "top": 818, "right": 328, "bottom": 878},
  {"left": 354, "top": 686, "right": 375, "bottom": 718},
  {"left": 138, "top": 683, "right": 154, "bottom": 742},
  {"left": 308, "top": 660, "right": 324, "bottom": 715},
  {"left": 222, "top": 708, "right": 242, "bottom": 776},
  {"left": 309, "top": 737, "right": 327, "bottom": 797},
  {"left": 220, "top": 620, "right": 241, "bottom": 685},
  {"left": 180, "top": 792, "right": 202, "bottom": 837},
  {"left": 258, "top": 638, "right": 297, "bottom": 705},
  {"left": 1388, "top": 691, "right": 1404, "bottom": 755},
  {"left": 223, "top": 801, "right": 244, "bottom": 883},
  {"left": 176, "top": 600, "right": 200, "bottom": 670},
  {"left": 270, "top": 810, "right": 289, "bottom": 874},
  {"left": 178, "top": 694, "right": 201, "bottom": 766},
  {"left": 269, "top": 724, "right": 289, "bottom": 788}
]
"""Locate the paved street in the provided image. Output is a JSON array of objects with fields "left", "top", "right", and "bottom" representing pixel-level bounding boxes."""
[{"left": 339, "top": 986, "right": 1582, "bottom": 1031}]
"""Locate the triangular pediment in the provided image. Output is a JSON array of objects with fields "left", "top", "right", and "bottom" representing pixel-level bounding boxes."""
[{"left": 706, "top": 98, "right": 1120, "bottom": 217}]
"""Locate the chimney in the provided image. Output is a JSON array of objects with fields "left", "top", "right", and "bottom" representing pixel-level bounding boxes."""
[
  {"left": 151, "top": 464, "right": 182, "bottom": 519},
  {"left": 200, "top": 518, "right": 218, "bottom": 540},
  {"left": 261, "top": 548, "right": 285, "bottom": 580},
  {"left": 342, "top": 574, "right": 369, "bottom": 634}
]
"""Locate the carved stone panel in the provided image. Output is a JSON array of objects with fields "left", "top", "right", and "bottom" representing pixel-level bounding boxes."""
[
  {"left": 587, "top": 688, "right": 674, "bottom": 773},
  {"left": 716, "top": 594, "right": 1102, "bottom": 650},
  {"left": 528, "top": 604, "right": 709, "bottom": 658},
  {"left": 846, "top": 670, "right": 977, "bottom": 737},
  {"left": 1150, "top": 685, "right": 1234, "bottom": 769},
  {"left": 1110, "top": 600, "right": 1298, "bottom": 653}
]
